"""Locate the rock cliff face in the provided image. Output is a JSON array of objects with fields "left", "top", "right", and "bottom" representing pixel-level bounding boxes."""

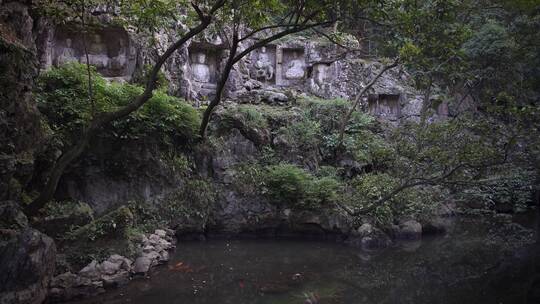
[
  {"left": 41, "top": 10, "right": 429, "bottom": 119},
  {"left": 0, "top": 1, "right": 47, "bottom": 202},
  {"left": 0, "top": 202, "right": 56, "bottom": 304},
  {"left": 0, "top": 3, "right": 57, "bottom": 303},
  {"left": 0, "top": 228, "right": 56, "bottom": 304},
  {"left": 55, "top": 138, "right": 186, "bottom": 215}
]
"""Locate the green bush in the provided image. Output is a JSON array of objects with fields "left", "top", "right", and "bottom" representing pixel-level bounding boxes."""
[
  {"left": 304, "top": 176, "right": 340, "bottom": 208},
  {"left": 262, "top": 163, "right": 340, "bottom": 209},
  {"left": 36, "top": 63, "right": 200, "bottom": 147},
  {"left": 125, "top": 201, "right": 165, "bottom": 233},
  {"left": 339, "top": 173, "right": 401, "bottom": 225},
  {"left": 338, "top": 173, "right": 448, "bottom": 225},
  {"left": 42, "top": 200, "right": 94, "bottom": 220},
  {"left": 263, "top": 164, "right": 311, "bottom": 204},
  {"left": 232, "top": 162, "right": 266, "bottom": 195},
  {"left": 160, "top": 179, "right": 216, "bottom": 228},
  {"left": 278, "top": 117, "right": 321, "bottom": 150},
  {"left": 296, "top": 97, "right": 391, "bottom": 166},
  {"left": 65, "top": 206, "right": 134, "bottom": 242},
  {"left": 221, "top": 104, "right": 268, "bottom": 130},
  {"left": 299, "top": 97, "right": 349, "bottom": 133},
  {"left": 111, "top": 89, "right": 200, "bottom": 144},
  {"left": 456, "top": 169, "right": 535, "bottom": 212}
]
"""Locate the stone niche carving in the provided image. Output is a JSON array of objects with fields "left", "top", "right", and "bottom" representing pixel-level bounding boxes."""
[
  {"left": 188, "top": 43, "right": 223, "bottom": 99},
  {"left": 278, "top": 48, "right": 307, "bottom": 86},
  {"left": 52, "top": 27, "right": 135, "bottom": 79},
  {"left": 189, "top": 46, "right": 220, "bottom": 84},
  {"left": 368, "top": 94, "right": 401, "bottom": 119},
  {"left": 309, "top": 63, "right": 332, "bottom": 96},
  {"left": 251, "top": 45, "right": 277, "bottom": 84}
]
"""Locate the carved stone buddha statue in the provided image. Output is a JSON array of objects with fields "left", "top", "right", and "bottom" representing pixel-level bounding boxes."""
[
  {"left": 109, "top": 39, "right": 128, "bottom": 73},
  {"left": 192, "top": 53, "right": 211, "bottom": 83},
  {"left": 285, "top": 51, "right": 305, "bottom": 80},
  {"left": 55, "top": 38, "right": 77, "bottom": 66},
  {"left": 85, "top": 35, "right": 109, "bottom": 69},
  {"left": 254, "top": 47, "right": 274, "bottom": 81}
]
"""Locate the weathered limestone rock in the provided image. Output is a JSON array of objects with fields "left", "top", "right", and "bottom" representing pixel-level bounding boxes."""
[
  {"left": 0, "top": 201, "right": 28, "bottom": 230},
  {"left": 98, "top": 260, "right": 121, "bottom": 275},
  {"left": 0, "top": 1, "right": 47, "bottom": 203},
  {"left": 143, "top": 245, "right": 155, "bottom": 253},
  {"left": 0, "top": 228, "right": 56, "bottom": 304},
  {"left": 133, "top": 256, "right": 152, "bottom": 274},
  {"left": 48, "top": 271, "right": 105, "bottom": 302},
  {"left": 157, "top": 250, "right": 169, "bottom": 263},
  {"left": 154, "top": 229, "right": 167, "bottom": 238},
  {"left": 211, "top": 129, "right": 259, "bottom": 183},
  {"left": 356, "top": 223, "right": 373, "bottom": 236},
  {"left": 101, "top": 270, "right": 130, "bottom": 288},
  {"left": 79, "top": 260, "right": 101, "bottom": 280},
  {"left": 132, "top": 229, "right": 176, "bottom": 274},
  {"left": 396, "top": 220, "right": 423, "bottom": 240},
  {"left": 368, "top": 93, "right": 402, "bottom": 120},
  {"left": 0, "top": 199, "right": 55, "bottom": 304},
  {"left": 49, "top": 253, "right": 136, "bottom": 301},
  {"left": 59, "top": 137, "right": 185, "bottom": 215},
  {"left": 106, "top": 254, "right": 132, "bottom": 271},
  {"left": 346, "top": 224, "right": 392, "bottom": 250}
]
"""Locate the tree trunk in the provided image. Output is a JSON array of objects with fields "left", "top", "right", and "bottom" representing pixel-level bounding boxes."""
[
  {"left": 200, "top": 38, "right": 239, "bottom": 138},
  {"left": 535, "top": 168, "right": 540, "bottom": 244},
  {"left": 419, "top": 76, "right": 433, "bottom": 127}
]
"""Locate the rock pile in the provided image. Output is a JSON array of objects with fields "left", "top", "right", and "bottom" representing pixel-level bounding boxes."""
[
  {"left": 49, "top": 229, "right": 175, "bottom": 302},
  {"left": 133, "top": 229, "right": 176, "bottom": 274}
]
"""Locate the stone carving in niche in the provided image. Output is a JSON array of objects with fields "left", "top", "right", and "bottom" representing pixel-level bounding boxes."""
[
  {"left": 51, "top": 27, "right": 136, "bottom": 79},
  {"left": 251, "top": 46, "right": 276, "bottom": 84},
  {"left": 309, "top": 63, "right": 332, "bottom": 95},
  {"left": 279, "top": 48, "right": 306, "bottom": 86},
  {"left": 109, "top": 39, "right": 128, "bottom": 75},
  {"left": 188, "top": 44, "right": 223, "bottom": 100},
  {"left": 284, "top": 51, "right": 305, "bottom": 79},
  {"left": 85, "top": 34, "right": 109, "bottom": 69},
  {"left": 54, "top": 38, "right": 77, "bottom": 66},
  {"left": 368, "top": 94, "right": 401, "bottom": 119},
  {"left": 191, "top": 52, "right": 211, "bottom": 83}
]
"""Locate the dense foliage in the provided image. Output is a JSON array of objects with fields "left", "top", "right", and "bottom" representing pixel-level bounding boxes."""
[
  {"left": 25, "top": 0, "right": 540, "bottom": 237},
  {"left": 36, "top": 63, "right": 200, "bottom": 147},
  {"left": 224, "top": 91, "right": 535, "bottom": 223}
]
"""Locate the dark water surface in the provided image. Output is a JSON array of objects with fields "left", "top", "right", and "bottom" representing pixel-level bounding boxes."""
[{"left": 73, "top": 216, "right": 539, "bottom": 304}]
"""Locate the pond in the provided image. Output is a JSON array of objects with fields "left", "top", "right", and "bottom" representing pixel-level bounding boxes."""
[{"left": 73, "top": 216, "right": 539, "bottom": 304}]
